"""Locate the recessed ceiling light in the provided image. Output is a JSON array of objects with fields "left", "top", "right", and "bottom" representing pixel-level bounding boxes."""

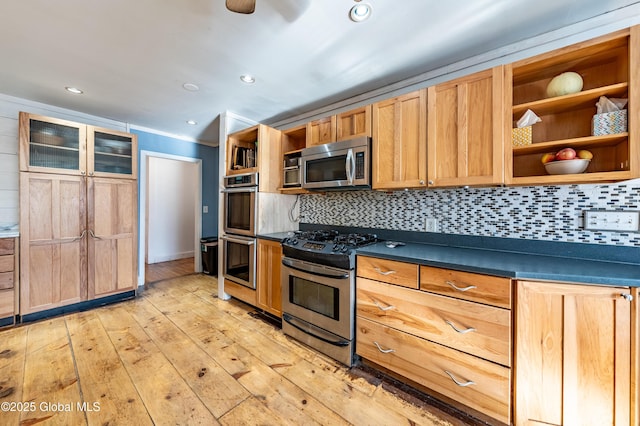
[
  {"left": 65, "top": 86, "right": 83, "bottom": 94},
  {"left": 183, "top": 83, "right": 200, "bottom": 91},
  {"left": 240, "top": 74, "right": 256, "bottom": 84},
  {"left": 186, "top": 119, "right": 198, "bottom": 125},
  {"left": 349, "top": 2, "right": 371, "bottom": 22}
]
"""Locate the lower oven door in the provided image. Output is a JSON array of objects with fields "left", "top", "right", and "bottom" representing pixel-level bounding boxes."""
[
  {"left": 281, "top": 257, "right": 354, "bottom": 365},
  {"left": 222, "top": 234, "right": 256, "bottom": 289}
]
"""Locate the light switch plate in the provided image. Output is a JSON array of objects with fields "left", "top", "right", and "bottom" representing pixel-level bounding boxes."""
[{"left": 583, "top": 210, "right": 640, "bottom": 232}]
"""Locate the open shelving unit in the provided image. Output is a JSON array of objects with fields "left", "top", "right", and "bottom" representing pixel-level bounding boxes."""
[{"left": 507, "top": 28, "right": 637, "bottom": 185}]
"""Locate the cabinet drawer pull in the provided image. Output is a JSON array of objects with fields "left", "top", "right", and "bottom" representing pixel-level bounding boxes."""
[
  {"left": 374, "top": 267, "right": 396, "bottom": 276},
  {"left": 621, "top": 293, "right": 634, "bottom": 302},
  {"left": 444, "top": 370, "right": 476, "bottom": 387},
  {"left": 373, "top": 300, "right": 395, "bottom": 311},
  {"left": 446, "top": 281, "right": 477, "bottom": 292},
  {"left": 373, "top": 341, "right": 395, "bottom": 354},
  {"left": 445, "top": 320, "right": 476, "bottom": 334}
]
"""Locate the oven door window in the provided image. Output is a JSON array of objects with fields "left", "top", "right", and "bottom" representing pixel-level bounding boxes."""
[
  {"left": 226, "top": 191, "right": 253, "bottom": 231},
  {"left": 305, "top": 156, "right": 348, "bottom": 184},
  {"left": 289, "top": 276, "right": 339, "bottom": 320},
  {"left": 225, "top": 241, "right": 250, "bottom": 282}
]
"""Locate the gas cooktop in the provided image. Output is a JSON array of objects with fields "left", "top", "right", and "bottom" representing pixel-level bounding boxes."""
[{"left": 281, "top": 230, "right": 378, "bottom": 269}]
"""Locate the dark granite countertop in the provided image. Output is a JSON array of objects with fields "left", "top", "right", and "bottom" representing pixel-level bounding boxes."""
[
  {"left": 357, "top": 241, "right": 640, "bottom": 287},
  {"left": 258, "top": 232, "right": 292, "bottom": 242}
]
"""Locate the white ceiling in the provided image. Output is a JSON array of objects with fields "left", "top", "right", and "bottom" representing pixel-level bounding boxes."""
[{"left": 0, "top": 0, "right": 638, "bottom": 144}]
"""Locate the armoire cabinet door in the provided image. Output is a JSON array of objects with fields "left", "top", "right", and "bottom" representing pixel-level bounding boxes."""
[
  {"left": 19, "top": 172, "right": 87, "bottom": 314},
  {"left": 87, "top": 178, "right": 137, "bottom": 298}
]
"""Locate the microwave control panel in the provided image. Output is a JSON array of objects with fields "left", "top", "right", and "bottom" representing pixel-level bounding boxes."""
[{"left": 355, "top": 152, "right": 365, "bottom": 178}]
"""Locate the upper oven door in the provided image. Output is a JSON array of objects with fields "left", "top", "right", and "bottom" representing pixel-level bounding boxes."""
[
  {"left": 281, "top": 257, "right": 354, "bottom": 340},
  {"left": 223, "top": 187, "right": 256, "bottom": 236}
]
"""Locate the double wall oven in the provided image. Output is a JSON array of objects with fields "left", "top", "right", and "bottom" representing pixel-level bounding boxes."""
[
  {"left": 281, "top": 230, "right": 377, "bottom": 366},
  {"left": 222, "top": 173, "right": 258, "bottom": 289}
]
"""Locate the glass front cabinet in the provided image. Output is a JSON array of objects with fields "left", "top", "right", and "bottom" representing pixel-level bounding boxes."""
[{"left": 19, "top": 112, "right": 137, "bottom": 179}]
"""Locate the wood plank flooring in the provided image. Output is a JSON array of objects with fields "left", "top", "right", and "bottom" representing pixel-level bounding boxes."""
[
  {"left": 0, "top": 273, "right": 475, "bottom": 425},
  {"left": 145, "top": 257, "right": 196, "bottom": 283}
]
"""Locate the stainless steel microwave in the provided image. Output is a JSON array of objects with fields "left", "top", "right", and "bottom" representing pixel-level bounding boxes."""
[{"left": 301, "top": 137, "right": 371, "bottom": 190}]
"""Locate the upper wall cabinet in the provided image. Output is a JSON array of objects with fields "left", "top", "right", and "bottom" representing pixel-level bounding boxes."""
[
  {"left": 19, "top": 112, "right": 137, "bottom": 179},
  {"left": 336, "top": 105, "right": 372, "bottom": 142},
  {"left": 427, "top": 66, "right": 506, "bottom": 187},
  {"left": 306, "top": 116, "right": 336, "bottom": 146},
  {"left": 506, "top": 26, "right": 638, "bottom": 185},
  {"left": 226, "top": 124, "right": 282, "bottom": 193},
  {"left": 372, "top": 89, "right": 428, "bottom": 190}
]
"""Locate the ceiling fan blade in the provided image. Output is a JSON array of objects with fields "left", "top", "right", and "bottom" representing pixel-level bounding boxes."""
[{"left": 226, "top": 0, "right": 256, "bottom": 14}]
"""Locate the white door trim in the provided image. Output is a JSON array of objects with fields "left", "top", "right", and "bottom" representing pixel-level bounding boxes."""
[{"left": 138, "top": 150, "right": 203, "bottom": 287}]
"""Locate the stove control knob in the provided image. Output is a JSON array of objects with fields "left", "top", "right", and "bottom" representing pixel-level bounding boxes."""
[
  {"left": 291, "top": 239, "right": 298, "bottom": 245},
  {"left": 340, "top": 246, "right": 349, "bottom": 253},
  {"left": 332, "top": 244, "right": 340, "bottom": 251}
]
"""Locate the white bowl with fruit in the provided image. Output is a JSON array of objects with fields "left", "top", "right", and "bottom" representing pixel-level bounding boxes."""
[{"left": 541, "top": 148, "right": 592, "bottom": 175}]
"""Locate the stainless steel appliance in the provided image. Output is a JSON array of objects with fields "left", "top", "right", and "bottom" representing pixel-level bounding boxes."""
[
  {"left": 281, "top": 230, "right": 378, "bottom": 366},
  {"left": 301, "top": 137, "right": 371, "bottom": 190},
  {"left": 222, "top": 172, "right": 258, "bottom": 289},
  {"left": 221, "top": 234, "right": 256, "bottom": 289},
  {"left": 222, "top": 172, "right": 257, "bottom": 237},
  {"left": 283, "top": 157, "right": 301, "bottom": 187}
]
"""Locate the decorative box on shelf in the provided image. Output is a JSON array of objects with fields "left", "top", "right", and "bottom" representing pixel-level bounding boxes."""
[
  {"left": 592, "top": 109, "right": 627, "bottom": 136},
  {"left": 512, "top": 126, "right": 532, "bottom": 146}
]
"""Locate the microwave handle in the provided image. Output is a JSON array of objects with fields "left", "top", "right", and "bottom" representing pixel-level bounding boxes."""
[{"left": 345, "top": 148, "right": 355, "bottom": 185}]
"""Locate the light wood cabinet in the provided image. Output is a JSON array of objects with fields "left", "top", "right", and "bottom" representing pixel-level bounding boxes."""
[
  {"left": 0, "top": 238, "right": 17, "bottom": 325},
  {"left": 226, "top": 124, "right": 282, "bottom": 193},
  {"left": 256, "top": 239, "right": 283, "bottom": 318},
  {"left": 356, "top": 255, "right": 512, "bottom": 424},
  {"left": 19, "top": 172, "right": 87, "bottom": 314},
  {"left": 427, "top": 67, "right": 506, "bottom": 187},
  {"left": 87, "top": 178, "right": 137, "bottom": 299},
  {"left": 515, "top": 280, "right": 634, "bottom": 426},
  {"left": 507, "top": 26, "right": 638, "bottom": 185},
  {"left": 336, "top": 105, "right": 372, "bottom": 141},
  {"left": 306, "top": 116, "right": 336, "bottom": 146},
  {"left": 19, "top": 112, "right": 137, "bottom": 179},
  {"left": 371, "top": 89, "right": 428, "bottom": 190}
]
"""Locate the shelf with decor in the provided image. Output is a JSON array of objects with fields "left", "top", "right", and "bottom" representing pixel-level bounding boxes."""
[{"left": 506, "top": 26, "right": 637, "bottom": 185}]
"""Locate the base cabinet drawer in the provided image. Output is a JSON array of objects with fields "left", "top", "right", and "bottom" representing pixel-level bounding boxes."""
[
  {"left": 0, "top": 289, "right": 14, "bottom": 318},
  {"left": 356, "top": 316, "right": 511, "bottom": 424},
  {"left": 357, "top": 277, "right": 511, "bottom": 366},
  {"left": 357, "top": 256, "right": 419, "bottom": 288}
]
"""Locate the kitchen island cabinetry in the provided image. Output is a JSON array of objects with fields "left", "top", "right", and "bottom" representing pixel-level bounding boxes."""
[
  {"left": 427, "top": 66, "right": 506, "bottom": 187},
  {"left": 0, "top": 237, "right": 18, "bottom": 326},
  {"left": 371, "top": 89, "right": 428, "bottom": 190},
  {"left": 507, "top": 26, "right": 638, "bottom": 185},
  {"left": 19, "top": 112, "right": 137, "bottom": 179},
  {"left": 514, "top": 280, "right": 636, "bottom": 426},
  {"left": 356, "top": 255, "right": 512, "bottom": 424},
  {"left": 256, "top": 238, "right": 283, "bottom": 318}
]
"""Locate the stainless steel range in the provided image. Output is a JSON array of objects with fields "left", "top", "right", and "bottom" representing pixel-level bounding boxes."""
[{"left": 280, "top": 230, "right": 377, "bottom": 366}]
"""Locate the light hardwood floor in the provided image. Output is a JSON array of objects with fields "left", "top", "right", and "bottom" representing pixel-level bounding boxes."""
[
  {"left": 145, "top": 257, "right": 196, "bottom": 283},
  {"left": 0, "top": 273, "right": 474, "bottom": 425}
]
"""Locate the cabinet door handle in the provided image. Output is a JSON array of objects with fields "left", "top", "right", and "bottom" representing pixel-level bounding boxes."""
[
  {"left": 373, "top": 341, "right": 395, "bottom": 354},
  {"left": 372, "top": 300, "right": 395, "bottom": 311},
  {"left": 374, "top": 267, "right": 396, "bottom": 276},
  {"left": 89, "top": 230, "right": 102, "bottom": 240},
  {"left": 621, "top": 293, "right": 634, "bottom": 302},
  {"left": 446, "top": 281, "right": 477, "bottom": 292},
  {"left": 444, "top": 370, "right": 476, "bottom": 387},
  {"left": 445, "top": 320, "right": 476, "bottom": 334},
  {"left": 71, "top": 229, "right": 87, "bottom": 242}
]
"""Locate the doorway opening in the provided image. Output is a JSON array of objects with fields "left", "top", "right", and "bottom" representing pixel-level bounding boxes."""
[{"left": 139, "top": 151, "right": 203, "bottom": 286}]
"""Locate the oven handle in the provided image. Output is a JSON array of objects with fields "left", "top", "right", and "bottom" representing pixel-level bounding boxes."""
[
  {"left": 283, "top": 313, "right": 350, "bottom": 347},
  {"left": 222, "top": 187, "right": 257, "bottom": 193},
  {"left": 282, "top": 257, "right": 349, "bottom": 279},
  {"left": 221, "top": 235, "right": 255, "bottom": 245}
]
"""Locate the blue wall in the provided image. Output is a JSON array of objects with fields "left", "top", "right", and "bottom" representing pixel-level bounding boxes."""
[{"left": 133, "top": 129, "right": 219, "bottom": 237}]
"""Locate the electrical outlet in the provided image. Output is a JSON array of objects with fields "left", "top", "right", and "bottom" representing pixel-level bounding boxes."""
[
  {"left": 584, "top": 210, "right": 640, "bottom": 232},
  {"left": 425, "top": 218, "right": 438, "bottom": 232},
  {"left": 203, "top": 205, "right": 208, "bottom": 213}
]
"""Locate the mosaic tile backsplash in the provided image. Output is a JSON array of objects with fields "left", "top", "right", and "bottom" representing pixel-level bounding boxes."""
[{"left": 299, "top": 180, "right": 640, "bottom": 247}]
